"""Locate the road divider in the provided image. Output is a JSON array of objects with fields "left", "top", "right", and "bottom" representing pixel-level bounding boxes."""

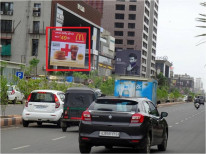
[{"left": 1, "top": 115, "right": 22, "bottom": 127}]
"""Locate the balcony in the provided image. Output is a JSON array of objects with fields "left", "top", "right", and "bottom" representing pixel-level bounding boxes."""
[{"left": 28, "top": 29, "right": 46, "bottom": 35}]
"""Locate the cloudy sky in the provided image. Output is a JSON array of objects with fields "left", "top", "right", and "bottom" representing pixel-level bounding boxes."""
[{"left": 156, "top": 0, "right": 206, "bottom": 91}]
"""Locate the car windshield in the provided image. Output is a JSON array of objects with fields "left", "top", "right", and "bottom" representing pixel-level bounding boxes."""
[
  {"left": 93, "top": 99, "right": 137, "bottom": 112},
  {"left": 30, "top": 92, "right": 55, "bottom": 103}
]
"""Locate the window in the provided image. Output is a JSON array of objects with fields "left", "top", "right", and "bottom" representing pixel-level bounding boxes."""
[
  {"left": 151, "top": 63, "right": 155, "bottom": 68},
  {"left": 128, "top": 23, "right": 135, "bottom": 29},
  {"left": 152, "top": 49, "right": 156, "bottom": 54},
  {"left": 153, "top": 34, "right": 157, "bottom": 41},
  {"left": 154, "top": 11, "right": 158, "bottom": 18},
  {"left": 154, "top": 18, "right": 157, "bottom": 26},
  {"left": 147, "top": 101, "right": 159, "bottom": 116},
  {"left": 153, "top": 41, "right": 156, "bottom": 47},
  {"left": 129, "top": 14, "right": 136, "bottom": 20},
  {"left": 115, "top": 39, "right": 123, "bottom": 44},
  {"left": 130, "top": 0, "right": 137, "bottom": 2},
  {"left": 153, "top": 27, "right": 157, "bottom": 33},
  {"left": 1, "top": 20, "right": 12, "bottom": 32},
  {"left": 155, "top": 3, "right": 158, "bottom": 10},
  {"left": 115, "top": 22, "right": 124, "bottom": 28},
  {"left": 33, "top": 21, "right": 40, "bottom": 33},
  {"left": 144, "top": 16, "right": 149, "bottom": 25},
  {"left": 142, "top": 50, "right": 147, "bottom": 56},
  {"left": 145, "top": 0, "right": 150, "bottom": 8},
  {"left": 127, "top": 40, "right": 134, "bottom": 45},
  {"left": 143, "top": 42, "right": 147, "bottom": 49},
  {"left": 142, "top": 58, "right": 146, "bottom": 64},
  {"left": 117, "top": 0, "right": 125, "bottom": 2},
  {"left": 116, "top": 4, "right": 125, "bottom": 10},
  {"left": 129, "top": 5, "right": 136, "bottom": 11},
  {"left": 1, "top": 39, "right": 11, "bottom": 56},
  {"left": 144, "top": 25, "right": 148, "bottom": 33},
  {"left": 145, "top": 7, "right": 149, "bottom": 16},
  {"left": 115, "top": 13, "right": 124, "bottom": 19},
  {"left": 142, "top": 66, "right": 146, "bottom": 72},
  {"left": 128, "top": 31, "right": 135, "bottom": 36},
  {"left": 33, "top": 3, "right": 41, "bottom": 16},
  {"left": 143, "top": 33, "right": 148, "bottom": 41},
  {"left": 32, "top": 39, "right": 39, "bottom": 56},
  {"left": 152, "top": 56, "right": 155, "bottom": 61},
  {"left": 114, "top": 31, "right": 123, "bottom": 36},
  {"left": 0, "top": 2, "right": 13, "bottom": 15}
]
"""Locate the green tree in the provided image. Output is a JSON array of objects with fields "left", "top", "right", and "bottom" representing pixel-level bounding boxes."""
[
  {"left": 156, "top": 73, "right": 168, "bottom": 87},
  {"left": 100, "top": 77, "right": 115, "bottom": 95},
  {"left": 29, "top": 58, "right": 40, "bottom": 76},
  {"left": 0, "top": 76, "right": 8, "bottom": 116}
]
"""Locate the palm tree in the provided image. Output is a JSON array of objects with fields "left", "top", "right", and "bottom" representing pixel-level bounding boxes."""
[{"left": 196, "top": 2, "right": 206, "bottom": 46}]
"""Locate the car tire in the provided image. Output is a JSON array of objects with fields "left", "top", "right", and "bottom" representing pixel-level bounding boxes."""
[
  {"left": 13, "top": 97, "right": 17, "bottom": 104},
  {"left": 105, "top": 145, "right": 113, "bottom": 150},
  {"left": 79, "top": 143, "right": 91, "bottom": 153},
  {"left": 57, "top": 119, "right": 61, "bottom": 128},
  {"left": 22, "top": 120, "right": 29, "bottom": 127},
  {"left": 158, "top": 131, "right": 168, "bottom": 151},
  {"left": 62, "top": 127, "right": 67, "bottom": 132},
  {"left": 37, "top": 122, "right": 42, "bottom": 126},
  {"left": 139, "top": 134, "right": 151, "bottom": 154}
]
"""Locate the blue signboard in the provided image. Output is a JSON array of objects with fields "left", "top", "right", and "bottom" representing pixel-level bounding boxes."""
[{"left": 16, "top": 72, "right": 24, "bottom": 79}]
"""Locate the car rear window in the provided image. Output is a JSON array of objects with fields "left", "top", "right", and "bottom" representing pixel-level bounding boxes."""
[
  {"left": 92, "top": 99, "right": 137, "bottom": 112},
  {"left": 7, "top": 86, "right": 13, "bottom": 91},
  {"left": 30, "top": 92, "right": 55, "bottom": 103}
]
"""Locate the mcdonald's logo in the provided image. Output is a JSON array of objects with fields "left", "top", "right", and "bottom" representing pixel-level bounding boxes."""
[{"left": 76, "top": 33, "right": 84, "bottom": 41}]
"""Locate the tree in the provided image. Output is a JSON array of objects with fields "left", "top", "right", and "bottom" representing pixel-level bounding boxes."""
[
  {"left": 156, "top": 73, "right": 168, "bottom": 87},
  {"left": 29, "top": 58, "right": 40, "bottom": 76},
  {"left": 0, "top": 76, "right": 8, "bottom": 116},
  {"left": 196, "top": 2, "right": 206, "bottom": 45}
]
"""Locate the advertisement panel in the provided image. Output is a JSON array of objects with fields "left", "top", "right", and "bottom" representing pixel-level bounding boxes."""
[
  {"left": 136, "top": 81, "right": 153, "bottom": 101},
  {"left": 115, "top": 50, "right": 141, "bottom": 76},
  {"left": 50, "top": 30, "right": 87, "bottom": 68},
  {"left": 114, "top": 80, "right": 136, "bottom": 97}
]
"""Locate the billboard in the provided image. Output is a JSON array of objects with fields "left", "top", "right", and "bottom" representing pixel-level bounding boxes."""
[
  {"left": 115, "top": 50, "right": 141, "bottom": 75},
  {"left": 50, "top": 30, "right": 87, "bottom": 68}
]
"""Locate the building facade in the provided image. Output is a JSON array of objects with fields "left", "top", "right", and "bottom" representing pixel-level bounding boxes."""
[
  {"left": 0, "top": 1, "right": 102, "bottom": 76},
  {"left": 101, "top": 0, "right": 159, "bottom": 78},
  {"left": 156, "top": 59, "right": 172, "bottom": 78}
]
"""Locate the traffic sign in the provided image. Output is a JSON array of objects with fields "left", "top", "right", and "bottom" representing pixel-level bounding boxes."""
[{"left": 16, "top": 72, "right": 24, "bottom": 79}]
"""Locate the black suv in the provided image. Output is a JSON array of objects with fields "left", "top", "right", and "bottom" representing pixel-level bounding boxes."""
[{"left": 79, "top": 97, "right": 168, "bottom": 153}]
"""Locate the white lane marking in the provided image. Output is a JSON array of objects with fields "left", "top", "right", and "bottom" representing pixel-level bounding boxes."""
[
  {"left": 180, "top": 120, "right": 184, "bottom": 122},
  {"left": 169, "top": 126, "right": 173, "bottom": 128},
  {"left": 175, "top": 122, "right": 179, "bottom": 125},
  {"left": 12, "top": 145, "right": 30, "bottom": 150},
  {"left": 52, "top": 136, "right": 66, "bottom": 141}
]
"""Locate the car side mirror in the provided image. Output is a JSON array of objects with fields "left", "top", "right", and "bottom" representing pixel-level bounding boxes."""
[{"left": 160, "top": 112, "right": 168, "bottom": 119}]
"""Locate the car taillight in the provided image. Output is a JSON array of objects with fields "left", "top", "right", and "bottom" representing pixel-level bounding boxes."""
[
  {"left": 131, "top": 113, "right": 144, "bottom": 123},
  {"left": 81, "top": 110, "right": 91, "bottom": 121},
  {"left": 25, "top": 93, "right": 32, "bottom": 107},
  {"left": 11, "top": 90, "right": 15, "bottom": 95},
  {"left": 54, "top": 94, "right": 60, "bottom": 108}
]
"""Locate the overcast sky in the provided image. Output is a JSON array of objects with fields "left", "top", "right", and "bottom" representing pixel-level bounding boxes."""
[{"left": 156, "top": 0, "right": 206, "bottom": 91}]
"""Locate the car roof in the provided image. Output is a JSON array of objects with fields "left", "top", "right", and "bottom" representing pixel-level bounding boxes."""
[
  {"left": 31, "top": 90, "right": 64, "bottom": 93},
  {"left": 66, "top": 87, "right": 95, "bottom": 92},
  {"left": 97, "top": 96, "right": 151, "bottom": 102}
]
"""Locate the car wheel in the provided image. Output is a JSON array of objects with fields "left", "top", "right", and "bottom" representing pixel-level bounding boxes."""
[
  {"left": 105, "top": 145, "right": 113, "bottom": 150},
  {"left": 37, "top": 122, "right": 42, "bottom": 126},
  {"left": 62, "top": 127, "right": 67, "bottom": 132},
  {"left": 12, "top": 97, "right": 17, "bottom": 104},
  {"left": 79, "top": 143, "right": 91, "bottom": 153},
  {"left": 158, "top": 131, "right": 168, "bottom": 151},
  {"left": 57, "top": 119, "right": 61, "bottom": 128},
  {"left": 140, "top": 134, "right": 151, "bottom": 154},
  {"left": 22, "top": 120, "right": 29, "bottom": 127}
]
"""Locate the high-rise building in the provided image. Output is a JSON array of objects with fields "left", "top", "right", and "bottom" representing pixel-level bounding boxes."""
[
  {"left": 101, "top": 0, "right": 159, "bottom": 78},
  {"left": 84, "top": 0, "right": 104, "bottom": 14}
]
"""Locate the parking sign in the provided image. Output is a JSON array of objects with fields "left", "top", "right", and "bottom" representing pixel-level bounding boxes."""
[{"left": 16, "top": 72, "right": 24, "bottom": 79}]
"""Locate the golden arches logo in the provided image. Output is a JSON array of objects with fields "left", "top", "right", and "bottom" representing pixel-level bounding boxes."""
[{"left": 76, "top": 33, "right": 84, "bottom": 41}]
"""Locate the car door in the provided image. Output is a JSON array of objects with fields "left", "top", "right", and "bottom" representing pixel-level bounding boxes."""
[{"left": 147, "top": 101, "right": 164, "bottom": 144}]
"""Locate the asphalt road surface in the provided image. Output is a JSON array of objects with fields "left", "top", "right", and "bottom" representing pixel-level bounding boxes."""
[{"left": 1, "top": 102, "right": 205, "bottom": 153}]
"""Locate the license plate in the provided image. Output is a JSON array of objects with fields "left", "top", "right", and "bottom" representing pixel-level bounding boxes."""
[
  {"left": 99, "top": 131, "right": 120, "bottom": 137},
  {"left": 36, "top": 105, "right": 46, "bottom": 109}
]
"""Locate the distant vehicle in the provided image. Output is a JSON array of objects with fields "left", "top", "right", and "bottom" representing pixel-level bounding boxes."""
[
  {"left": 79, "top": 97, "right": 168, "bottom": 153},
  {"left": 22, "top": 90, "right": 65, "bottom": 127},
  {"left": 194, "top": 102, "right": 200, "bottom": 109},
  {"left": 7, "top": 85, "right": 24, "bottom": 104},
  {"left": 61, "top": 87, "right": 98, "bottom": 132},
  {"left": 187, "top": 96, "right": 193, "bottom": 102},
  {"left": 194, "top": 95, "right": 205, "bottom": 105}
]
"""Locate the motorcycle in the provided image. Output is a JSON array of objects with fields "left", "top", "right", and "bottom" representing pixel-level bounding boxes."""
[{"left": 195, "top": 102, "right": 200, "bottom": 109}]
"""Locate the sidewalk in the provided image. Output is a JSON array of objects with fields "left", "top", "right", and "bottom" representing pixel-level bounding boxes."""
[{"left": 1, "top": 101, "right": 186, "bottom": 127}]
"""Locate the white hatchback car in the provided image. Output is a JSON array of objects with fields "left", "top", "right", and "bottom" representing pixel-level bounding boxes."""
[
  {"left": 22, "top": 90, "right": 65, "bottom": 127},
  {"left": 7, "top": 85, "right": 25, "bottom": 104}
]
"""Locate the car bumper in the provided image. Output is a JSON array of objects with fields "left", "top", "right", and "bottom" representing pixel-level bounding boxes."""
[
  {"left": 8, "top": 95, "right": 15, "bottom": 101},
  {"left": 22, "top": 110, "right": 62, "bottom": 122}
]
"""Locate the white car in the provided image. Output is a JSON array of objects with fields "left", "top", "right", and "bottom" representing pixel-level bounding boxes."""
[
  {"left": 7, "top": 85, "right": 25, "bottom": 104},
  {"left": 22, "top": 90, "right": 65, "bottom": 127}
]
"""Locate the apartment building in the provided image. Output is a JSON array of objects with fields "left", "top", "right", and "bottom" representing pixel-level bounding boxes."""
[{"left": 101, "top": 0, "right": 159, "bottom": 78}]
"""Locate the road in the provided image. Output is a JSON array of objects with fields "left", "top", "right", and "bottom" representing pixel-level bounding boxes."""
[{"left": 1, "top": 102, "right": 205, "bottom": 153}]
